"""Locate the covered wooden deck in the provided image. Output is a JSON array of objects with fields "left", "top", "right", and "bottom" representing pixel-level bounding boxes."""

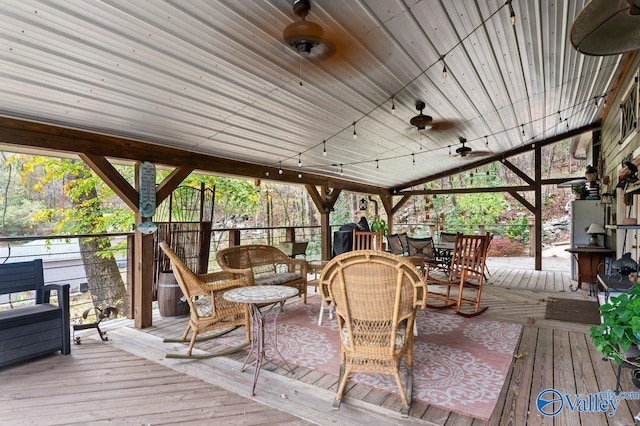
[{"left": 4, "top": 263, "right": 640, "bottom": 425}]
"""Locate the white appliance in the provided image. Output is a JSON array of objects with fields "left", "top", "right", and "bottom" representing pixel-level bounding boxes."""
[{"left": 570, "top": 200, "right": 605, "bottom": 280}]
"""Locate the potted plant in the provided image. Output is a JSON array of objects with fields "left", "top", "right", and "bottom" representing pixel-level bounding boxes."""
[
  {"left": 573, "top": 183, "right": 589, "bottom": 200},
  {"left": 590, "top": 284, "right": 640, "bottom": 385},
  {"left": 370, "top": 217, "right": 388, "bottom": 235}
]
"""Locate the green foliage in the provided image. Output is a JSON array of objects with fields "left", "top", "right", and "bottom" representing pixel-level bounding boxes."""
[
  {"left": 420, "top": 166, "right": 510, "bottom": 236},
  {"left": 573, "top": 184, "right": 589, "bottom": 199},
  {"left": 12, "top": 155, "right": 134, "bottom": 234},
  {"left": 180, "top": 175, "right": 261, "bottom": 225},
  {"left": 370, "top": 217, "right": 388, "bottom": 235},
  {"left": 590, "top": 284, "right": 640, "bottom": 367},
  {"left": 506, "top": 215, "right": 529, "bottom": 241}
]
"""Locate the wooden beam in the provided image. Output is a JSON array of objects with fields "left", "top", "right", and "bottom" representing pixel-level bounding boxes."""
[
  {"left": 395, "top": 122, "right": 601, "bottom": 191},
  {"left": 156, "top": 166, "right": 194, "bottom": 206},
  {"left": 502, "top": 159, "right": 534, "bottom": 185},
  {"left": 0, "top": 117, "right": 387, "bottom": 195},
  {"left": 305, "top": 185, "right": 342, "bottom": 260},
  {"left": 80, "top": 154, "right": 138, "bottom": 211},
  {"left": 305, "top": 184, "right": 325, "bottom": 212},
  {"left": 397, "top": 186, "right": 533, "bottom": 196},
  {"left": 509, "top": 191, "right": 535, "bottom": 213}
]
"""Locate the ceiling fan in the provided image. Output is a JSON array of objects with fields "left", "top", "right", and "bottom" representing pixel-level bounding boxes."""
[
  {"left": 453, "top": 137, "right": 492, "bottom": 158},
  {"left": 407, "top": 100, "right": 460, "bottom": 133},
  {"left": 570, "top": 0, "right": 640, "bottom": 56},
  {"left": 282, "top": 0, "right": 335, "bottom": 61}
]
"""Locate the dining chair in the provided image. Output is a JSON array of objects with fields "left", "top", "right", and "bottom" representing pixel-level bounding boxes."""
[
  {"left": 159, "top": 242, "right": 251, "bottom": 358},
  {"left": 352, "top": 230, "right": 384, "bottom": 251},
  {"left": 439, "top": 231, "right": 458, "bottom": 243},
  {"left": 425, "top": 233, "right": 490, "bottom": 317},
  {"left": 320, "top": 250, "right": 427, "bottom": 417},
  {"left": 386, "top": 232, "right": 408, "bottom": 256},
  {"left": 405, "top": 235, "right": 439, "bottom": 272}
]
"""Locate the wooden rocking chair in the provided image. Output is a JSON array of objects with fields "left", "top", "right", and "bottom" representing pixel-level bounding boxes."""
[
  {"left": 320, "top": 250, "right": 427, "bottom": 417},
  {"left": 159, "top": 242, "right": 251, "bottom": 359},
  {"left": 352, "top": 230, "right": 384, "bottom": 251},
  {"left": 425, "top": 233, "right": 490, "bottom": 317}
]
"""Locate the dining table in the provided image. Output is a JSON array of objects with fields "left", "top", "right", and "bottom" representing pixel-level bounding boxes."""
[{"left": 434, "top": 241, "right": 455, "bottom": 271}]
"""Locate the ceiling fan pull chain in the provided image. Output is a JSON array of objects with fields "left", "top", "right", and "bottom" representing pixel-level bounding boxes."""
[{"left": 299, "top": 57, "right": 303, "bottom": 86}]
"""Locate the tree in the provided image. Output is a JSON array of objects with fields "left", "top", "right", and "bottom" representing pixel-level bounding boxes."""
[{"left": 13, "top": 155, "right": 130, "bottom": 311}]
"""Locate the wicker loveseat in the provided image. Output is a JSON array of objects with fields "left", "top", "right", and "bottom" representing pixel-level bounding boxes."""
[{"left": 216, "top": 244, "right": 307, "bottom": 303}]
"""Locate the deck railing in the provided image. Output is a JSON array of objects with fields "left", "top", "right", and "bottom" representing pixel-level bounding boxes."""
[{"left": 0, "top": 222, "right": 538, "bottom": 325}]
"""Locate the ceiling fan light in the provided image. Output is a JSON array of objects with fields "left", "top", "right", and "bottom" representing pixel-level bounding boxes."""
[
  {"left": 283, "top": 20, "right": 324, "bottom": 55},
  {"left": 456, "top": 146, "right": 472, "bottom": 156},
  {"left": 410, "top": 114, "right": 433, "bottom": 130}
]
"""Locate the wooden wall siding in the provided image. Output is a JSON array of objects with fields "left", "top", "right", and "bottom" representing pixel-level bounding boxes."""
[{"left": 600, "top": 53, "right": 640, "bottom": 258}]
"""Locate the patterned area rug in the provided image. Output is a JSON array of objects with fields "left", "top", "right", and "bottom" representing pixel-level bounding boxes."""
[{"left": 215, "top": 295, "right": 522, "bottom": 420}]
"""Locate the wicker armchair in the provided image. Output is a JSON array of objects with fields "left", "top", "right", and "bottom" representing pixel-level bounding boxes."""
[
  {"left": 320, "top": 250, "right": 427, "bottom": 417},
  {"left": 425, "top": 234, "right": 490, "bottom": 317},
  {"left": 159, "top": 242, "right": 251, "bottom": 359}
]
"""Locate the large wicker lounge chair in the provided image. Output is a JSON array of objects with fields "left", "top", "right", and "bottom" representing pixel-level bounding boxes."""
[{"left": 320, "top": 250, "right": 427, "bottom": 417}]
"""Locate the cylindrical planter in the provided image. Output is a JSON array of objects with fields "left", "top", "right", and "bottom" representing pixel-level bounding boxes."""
[
  {"left": 631, "top": 369, "right": 640, "bottom": 389},
  {"left": 157, "top": 271, "right": 190, "bottom": 318}
]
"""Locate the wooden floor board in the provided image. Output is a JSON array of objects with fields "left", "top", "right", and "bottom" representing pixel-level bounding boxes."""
[{"left": 6, "top": 265, "right": 640, "bottom": 425}]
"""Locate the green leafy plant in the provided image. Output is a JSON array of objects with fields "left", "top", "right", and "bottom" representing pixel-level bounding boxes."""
[
  {"left": 370, "top": 217, "right": 388, "bottom": 236},
  {"left": 590, "top": 284, "right": 640, "bottom": 367},
  {"left": 573, "top": 184, "right": 589, "bottom": 199}
]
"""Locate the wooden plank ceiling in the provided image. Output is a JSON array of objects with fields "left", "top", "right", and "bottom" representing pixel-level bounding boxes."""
[{"left": 0, "top": 0, "right": 622, "bottom": 192}]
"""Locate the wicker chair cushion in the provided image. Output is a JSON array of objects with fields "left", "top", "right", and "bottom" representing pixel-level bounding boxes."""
[
  {"left": 193, "top": 296, "right": 213, "bottom": 317},
  {"left": 255, "top": 272, "right": 302, "bottom": 286}
]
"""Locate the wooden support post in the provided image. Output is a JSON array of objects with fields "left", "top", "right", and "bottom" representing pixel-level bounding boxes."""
[
  {"left": 228, "top": 229, "right": 241, "bottom": 247},
  {"left": 198, "top": 221, "right": 212, "bottom": 274},
  {"left": 133, "top": 219, "right": 154, "bottom": 329},
  {"left": 285, "top": 227, "right": 296, "bottom": 242},
  {"left": 126, "top": 234, "right": 134, "bottom": 319},
  {"left": 534, "top": 145, "right": 542, "bottom": 270},
  {"left": 528, "top": 217, "right": 535, "bottom": 257}
]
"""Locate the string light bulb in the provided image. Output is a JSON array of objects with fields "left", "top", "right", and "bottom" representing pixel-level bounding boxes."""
[
  {"left": 376, "top": 159, "right": 379, "bottom": 169},
  {"left": 278, "top": 161, "right": 283, "bottom": 175},
  {"left": 509, "top": 1, "right": 516, "bottom": 25},
  {"left": 485, "top": 135, "right": 489, "bottom": 147},
  {"left": 352, "top": 122, "right": 358, "bottom": 140},
  {"left": 298, "top": 173, "right": 302, "bottom": 179},
  {"left": 448, "top": 145, "right": 452, "bottom": 156},
  {"left": 412, "top": 153, "right": 415, "bottom": 165},
  {"left": 322, "top": 140, "right": 327, "bottom": 156},
  {"left": 442, "top": 63, "right": 448, "bottom": 79},
  {"left": 298, "top": 153, "right": 302, "bottom": 168},
  {"left": 265, "top": 170, "right": 270, "bottom": 177},
  {"left": 339, "top": 163, "right": 344, "bottom": 176},
  {"left": 391, "top": 97, "right": 396, "bottom": 115},
  {"left": 521, "top": 124, "right": 525, "bottom": 137}
]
